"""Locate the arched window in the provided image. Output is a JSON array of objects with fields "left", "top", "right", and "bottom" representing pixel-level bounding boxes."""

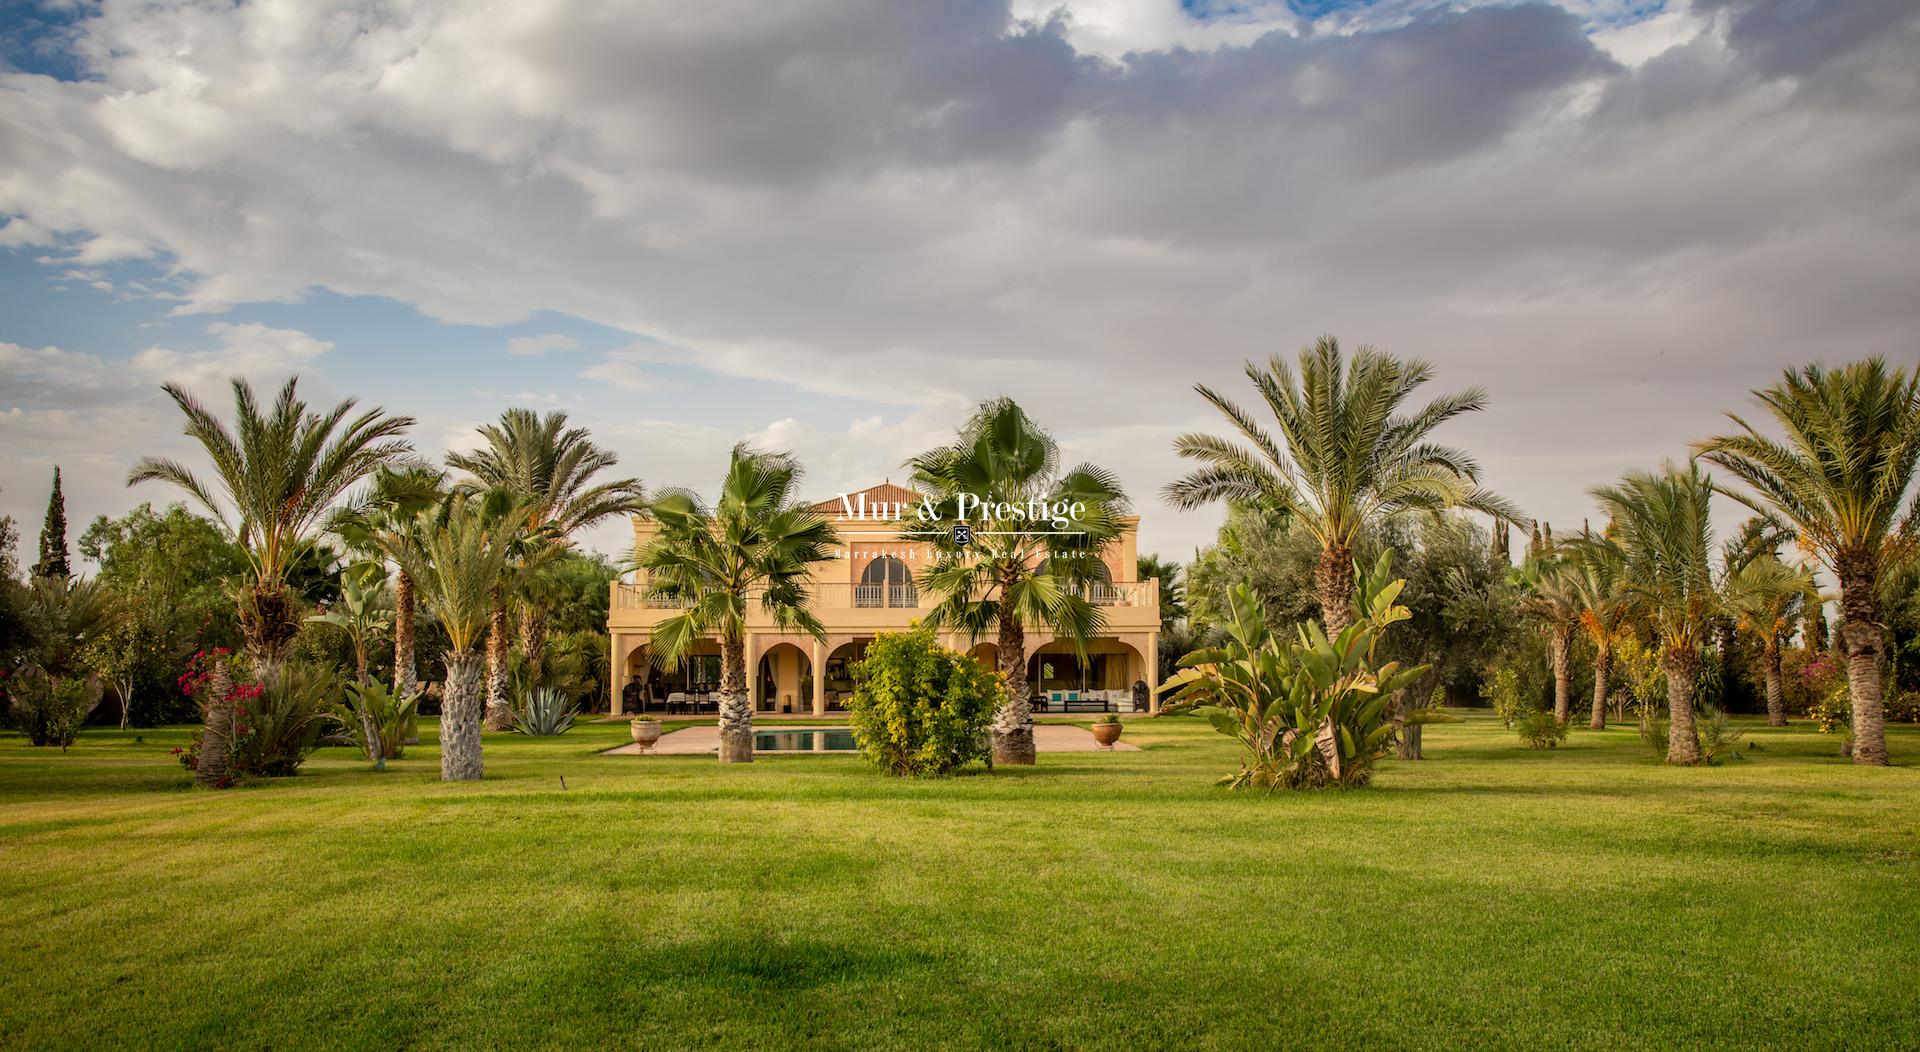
[{"left": 856, "top": 555, "right": 916, "bottom": 608}]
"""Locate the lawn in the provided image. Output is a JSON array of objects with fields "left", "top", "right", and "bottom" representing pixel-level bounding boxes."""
[{"left": 1, "top": 713, "right": 1916, "bottom": 1050}]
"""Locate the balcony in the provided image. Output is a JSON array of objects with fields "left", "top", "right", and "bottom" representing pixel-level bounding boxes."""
[{"left": 854, "top": 583, "right": 919, "bottom": 609}]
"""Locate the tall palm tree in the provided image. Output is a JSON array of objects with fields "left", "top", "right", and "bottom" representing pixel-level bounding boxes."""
[
  {"left": 1564, "top": 538, "right": 1632, "bottom": 730},
  {"left": 1589, "top": 463, "right": 1719, "bottom": 765},
  {"left": 633, "top": 447, "right": 837, "bottom": 764},
  {"left": 1724, "top": 556, "right": 1820, "bottom": 728},
  {"left": 448, "top": 409, "right": 644, "bottom": 729},
  {"left": 906, "top": 398, "right": 1131, "bottom": 766},
  {"left": 1697, "top": 359, "right": 1920, "bottom": 766},
  {"left": 396, "top": 492, "right": 541, "bottom": 781},
  {"left": 1517, "top": 556, "right": 1582, "bottom": 725},
  {"left": 129, "top": 377, "right": 414, "bottom": 673},
  {"left": 331, "top": 465, "right": 446, "bottom": 698},
  {"left": 1166, "top": 336, "right": 1518, "bottom": 633}
]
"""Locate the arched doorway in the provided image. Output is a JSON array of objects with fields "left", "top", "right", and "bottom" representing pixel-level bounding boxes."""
[
  {"left": 822, "top": 639, "right": 872, "bottom": 710},
  {"left": 757, "top": 642, "right": 814, "bottom": 715},
  {"left": 856, "top": 555, "right": 916, "bottom": 608},
  {"left": 1028, "top": 639, "right": 1145, "bottom": 712}
]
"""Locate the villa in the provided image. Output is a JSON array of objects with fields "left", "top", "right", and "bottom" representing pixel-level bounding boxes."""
[{"left": 607, "top": 482, "right": 1163, "bottom": 716}]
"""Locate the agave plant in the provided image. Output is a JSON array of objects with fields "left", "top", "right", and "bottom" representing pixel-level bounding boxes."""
[
  {"left": 1162, "top": 552, "right": 1444, "bottom": 790},
  {"left": 511, "top": 687, "right": 579, "bottom": 736}
]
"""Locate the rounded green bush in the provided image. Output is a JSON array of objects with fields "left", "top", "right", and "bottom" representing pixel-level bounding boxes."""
[{"left": 845, "top": 625, "right": 1006, "bottom": 777}]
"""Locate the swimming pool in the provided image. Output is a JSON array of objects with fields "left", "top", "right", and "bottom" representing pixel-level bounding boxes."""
[{"left": 751, "top": 727, "right": 860, "bottom": 752}]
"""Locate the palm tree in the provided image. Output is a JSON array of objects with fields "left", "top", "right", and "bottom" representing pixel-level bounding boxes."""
[
  {"left": 1166, "top": 336, "right": 1518, "bottom": 633},
  {"left": 1696, "top": 360, "right": 1920, "bottom": 766},
  {"left": 1724, "top": 556, "right": 1820, "bottom": 727},
  {"left": 906, "top": 398, "right": 1131, "bottom": 766},
  {"left": 129, "top": 377, "right": 414, "bottom": 673},
  {"left": 448, "top": 409, "right": 644, "bottom": 729},
  {"left": 1517, "top": 556, "right": 1582, "bottom": 725},
  {"left": 331, "top": 465, "right": 445, "bottom": 698},
  {"left": 21, "top": 575, "right": 122, "bottom": 677},
  {"left": 396, "top": 492, "right": 541, "bottom": 781},
  {"left": 633, "top": 447, "right": 837, "bottom": 763},
  {"left": 1136, "top": 554, "right": 1187, "bottom": 626},
  {"left": 1564, "top": 538, "right": 1632, "bottom": 730},
  {"left": 1589, "top": 463, "right": 1719, "bottom": 765}
]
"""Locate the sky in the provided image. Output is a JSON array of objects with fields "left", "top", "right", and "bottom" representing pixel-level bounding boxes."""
[{"left": 1, "top": 0, "right": 1916, "bottom": 567}]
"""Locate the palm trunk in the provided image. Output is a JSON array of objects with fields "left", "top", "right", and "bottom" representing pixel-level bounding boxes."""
[
  {"left": 1315, "top": 543, "right": 1356, "bottom": 635},
  {"left": 1837, "top": 557, "right": 1888, "bottom": 766},
  {"left": 238, "top": 580, "right": 299, "bottom": 671},
  {"left": 440, "top": 650, "right": 485, "bottom": 781},
  {"left": 716, "top": 633, "right": 753, "bottom": 763},
  {"left": 1661, "top": 647, "right": 1702, "bottom": 765},
  {"left": 1589, "top": 644, "right": 1611, "bottom": 730},
  {"left": 484, "top": 585, "right": 513, "bottom": 730},
  {"left": 394, "top": 569, "right": 417, "bottom": 698},
  {"left": 195, "top": 662, "right": 235, "bottom": 789},
  {"left": 992, "top": 616, "right": 1035, "bottom": 766},
  {"left": 1763, "top": 637, "right": 1787, "bottom": 727},
  {"left": 1551, "top": 625, "right": 1573, "bottom": 725},
  {"left": 517, "top": 605, "right": 548, "bottom": 679}
]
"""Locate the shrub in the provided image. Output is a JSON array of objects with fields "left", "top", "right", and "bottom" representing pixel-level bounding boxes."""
[
  {"left": 5, "top": 667, "right": 103, "bottom": 750},
  {"left": 1696, "top": 703, "right": 1747, "bottom": 765},
  {"left": 511, "top": 687, "right": 579, "bottom": 736},
  {"left": 846, "top": 625, "right": 1005, "bottom": 777},
  {"left": 1785, "top": 649, "right": 1842, "bottom": 716},
  {"left": 176, "top": 660, "right": 334, "bottom": 780},
  {"left": 1638, "top": 715, "right": 1669, "bottom": 759},
  {"left": 1481, "top": 665, "right": 1529, "bottom": 729},
  {"left": 1515, "top": 710, "right": 1567, "bottom": 750},
  {"left": 1163, "top": 553, "right": 1450, "bottom": 791},
  {"left": 1885, "top": 690, "right": 1920, "bottom": 725},
  {"left": 1614, "top": 635, "right": 1666, "bottom": 720},
  {"left": 336, "top": 679, "right": 420, "bottom": 760},
  {"left": 1809, "top": 685, "right": 1851, "bottom": 734}
]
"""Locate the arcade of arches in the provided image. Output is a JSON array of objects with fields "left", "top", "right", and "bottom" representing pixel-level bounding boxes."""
[{"left": 612, "top": 633, "right": 1157, "bottom": 716}]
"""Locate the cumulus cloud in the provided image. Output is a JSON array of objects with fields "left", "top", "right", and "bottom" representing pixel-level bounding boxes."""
[
  {"left": 578, "top": 352, "right": 660, "bottom": 392},
  {"left": 130, "top": 322, "right": 334, "bottom": 390},
  {"left": 1, "top": 0, "right": 1917, "bottom": 556}
]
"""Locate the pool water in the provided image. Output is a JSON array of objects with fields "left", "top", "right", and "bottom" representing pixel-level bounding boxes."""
[{"left": 752, "top": 727, "right": 860, "bottom": 752}]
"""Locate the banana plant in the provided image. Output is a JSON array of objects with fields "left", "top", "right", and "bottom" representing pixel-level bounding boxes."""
[
  {"left": 336, "top": 678, "right": 421, "bottom": 768},
  {"left": 1163, "top": 551, "right": 1448, "bottom": 790},
  {"left": 304, "top": 562, "right": 393, "bottom": 684}
]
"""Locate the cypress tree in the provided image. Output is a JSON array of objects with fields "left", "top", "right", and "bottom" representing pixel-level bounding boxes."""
[{"left": 33, "top": 466, "right": 70, "bottom": 581}]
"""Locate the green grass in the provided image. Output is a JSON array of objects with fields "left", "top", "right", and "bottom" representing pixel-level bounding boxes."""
[{"left": 1, "top": 713, "right": 1916, "bottom": 1050}]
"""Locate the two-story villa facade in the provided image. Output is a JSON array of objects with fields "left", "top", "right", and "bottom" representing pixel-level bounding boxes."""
[{"left": 607, "top": 482, "right": 1162, "bottom": 716}]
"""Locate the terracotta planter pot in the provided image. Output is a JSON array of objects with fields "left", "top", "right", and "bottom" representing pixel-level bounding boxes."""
[
  {"left": 631, "top": 719, "right": 663, "bottom": 752},
  {"left": 1091, "top": 721, "right": 1123, "bottom": 750}
]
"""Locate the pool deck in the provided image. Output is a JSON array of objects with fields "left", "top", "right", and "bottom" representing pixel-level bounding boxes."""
[{"left": 601, "top": 724, "right": 1140, "bottom": 755}]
